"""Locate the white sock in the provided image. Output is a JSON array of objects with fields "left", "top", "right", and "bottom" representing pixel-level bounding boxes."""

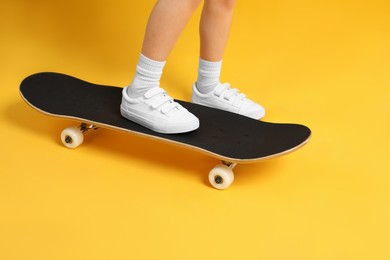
[
  {"left": 127, "top": 54, "right": 166, "bottom": 98},
  {"left": 195, "top": 58, "right": 223, "bottom": 94}
]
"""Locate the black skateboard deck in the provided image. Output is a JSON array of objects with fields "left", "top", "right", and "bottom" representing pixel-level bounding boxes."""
[{"left": 20, "top": 72, "right": 311, "bottom": 189}]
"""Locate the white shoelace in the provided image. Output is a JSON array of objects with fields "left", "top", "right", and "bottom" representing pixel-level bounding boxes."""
[{"left": 144, "top": 87, "right": 181, "bottom": 114}]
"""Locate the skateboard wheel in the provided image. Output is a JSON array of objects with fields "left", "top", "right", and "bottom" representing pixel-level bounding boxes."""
[
  {"left": 208, "top": 164, "right": 234, "bottom": 190},
  {"left": 61, "top": 126, "right": 84, "bottom": 149}
]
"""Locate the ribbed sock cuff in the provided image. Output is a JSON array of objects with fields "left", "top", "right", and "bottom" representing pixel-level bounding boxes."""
[
  {"left": 196, "top": 58, "right": 223, "bottom": 94},
  {"left": 128, "top": 54, "right": 167, "bottom": 98},
  {"left": 138, "top": 53, "right": 166, "bottom": 73}
]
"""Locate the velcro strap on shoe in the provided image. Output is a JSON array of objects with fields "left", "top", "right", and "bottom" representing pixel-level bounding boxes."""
[{"left": 144, "top": 87, "right": 166, "bottom": 99}]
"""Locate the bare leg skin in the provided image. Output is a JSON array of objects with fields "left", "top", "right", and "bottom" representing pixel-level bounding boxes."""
[
  {"left": 199, "top": 0, "right": 236, "bottom": 61},
  {"left": 141, "top": 0, "right": 202, "bottom": 61},
  {"left": 192, "top": 0, "right": 265, "bottom": 120}
]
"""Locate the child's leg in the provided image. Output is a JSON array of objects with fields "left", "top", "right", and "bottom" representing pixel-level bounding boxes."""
[
  {"left": 122, "top": 0, "right": 201, "bottom": 134},
  {"left": 142, "top": 0, "right": 202, "bottom": 61},
  {"left": 129, "top": 0, "right": 202, "bottom": 98},
  {"left": 200, "top": 0, "right": 235, "bottom": 62},
  {"left": 196, "top": 0, "right": 235, "bottom": 94},
  {"left": 193, "top": 0, "right": 265, "bottom": 119}
]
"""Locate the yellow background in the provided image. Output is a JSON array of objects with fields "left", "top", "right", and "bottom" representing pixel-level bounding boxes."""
[{"left": 1, "top": 0, "right": 390, "bottom": 259}]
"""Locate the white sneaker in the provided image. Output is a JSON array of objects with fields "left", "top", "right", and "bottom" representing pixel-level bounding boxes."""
[
  {"left": 192, "top": 83, "right": 265, "bottom": 120},
  {"left": 121, "top": 87, "right": 199, "bottom": 134}
]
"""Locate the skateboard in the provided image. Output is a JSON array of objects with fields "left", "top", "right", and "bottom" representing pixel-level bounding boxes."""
[{"left": 20, "top": 72, "right": 311, "bottom": 189}]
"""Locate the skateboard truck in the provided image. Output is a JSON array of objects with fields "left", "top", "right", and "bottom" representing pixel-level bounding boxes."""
[
  {"left": 223, "top": 161, "right": 237, "bottom": 169},
  {"left": 79, "top": 123, "right": 99, "bottom": 133},
  {"left": 208, "top": 161, "right": 237, "bottom": 190},
  {"left": 61, "top": 123, "right": 98, "bottom": 149}
]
